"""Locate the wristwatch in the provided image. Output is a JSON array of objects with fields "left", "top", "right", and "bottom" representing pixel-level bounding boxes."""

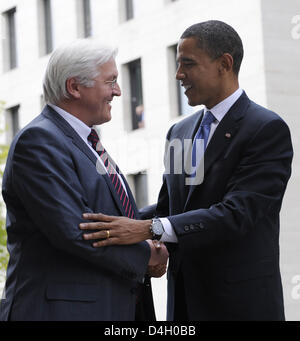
[{"left": 150, "top": 218, "right": 165, "bottom": 240}]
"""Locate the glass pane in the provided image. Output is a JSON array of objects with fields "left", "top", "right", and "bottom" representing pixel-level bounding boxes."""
[
  {"left": 134, "top": 172, "right": 148, "bottom": 208},
  {"left": 83, "top": 0, "right": 92, "bottom": 37},
  {"left": 129, "top": 59, "right": 144, "bottom": 130},
  {"left": 44, "top": 0, "right": 53, "bottom": 54},
  {"left": 126, "top": 0, "right": 134, "bottom": 20}
]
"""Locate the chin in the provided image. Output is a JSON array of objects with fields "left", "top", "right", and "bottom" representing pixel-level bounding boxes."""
[
  {"left": 188, "top": 95, "right": 205, "bottom": 107},
  {"left": 187, "top": 98, "right": 198, "bottom": 107},
  {"left": 95, "top": 112, "right": 112, "bottom": 125}
]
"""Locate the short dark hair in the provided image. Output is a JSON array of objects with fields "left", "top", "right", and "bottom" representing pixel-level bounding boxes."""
[{"left": 181, "top": 20, "right": 244, "bottom": 75}]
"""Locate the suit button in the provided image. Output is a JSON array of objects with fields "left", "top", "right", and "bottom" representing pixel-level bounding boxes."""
[
  {"left": 184, "top": 225, "right": 190, "bottom": 231},
  {"left": 190, "top": 224, "right": 195, "bottom": 230},
  {"left": 199, "top": 223, "right": 204, "bottom": 229}
]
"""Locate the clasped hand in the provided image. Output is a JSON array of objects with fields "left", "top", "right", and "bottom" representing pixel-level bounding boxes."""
[{"left": 79, "top": 213, "right": 169, "bottom": 278}]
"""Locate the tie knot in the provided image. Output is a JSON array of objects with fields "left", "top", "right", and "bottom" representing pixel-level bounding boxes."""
[
  {"left": 88, "top": 128, "right": 99, "bottom": 143},
  {"left": 201, "top": 111, "right": 216, "bottom": 127},
  {"left": 88, "top": 129, "right": 100, "bottom": 150}
]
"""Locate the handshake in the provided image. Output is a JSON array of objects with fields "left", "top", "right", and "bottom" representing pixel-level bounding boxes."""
[
  {"left": 146, "top": 240, "right": 169, "bottom": 278},
  {"left": 79, "top": 213, "right": 169, "bottom": 279}
]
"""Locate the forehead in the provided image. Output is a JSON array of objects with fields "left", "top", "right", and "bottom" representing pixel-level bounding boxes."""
[
  {"left": 98, "top": 58, "right": 118, "bottom": 77},
  {"left": 176, "top": 37, "right": 209, "bottom": 61}
]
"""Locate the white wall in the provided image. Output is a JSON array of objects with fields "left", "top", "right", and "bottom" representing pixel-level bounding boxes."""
[{"left": 261, "top": 0, "right": 300, "bottom": 321}]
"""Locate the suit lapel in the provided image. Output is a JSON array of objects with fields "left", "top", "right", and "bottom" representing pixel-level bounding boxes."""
[
  {"left": 43, "top": 105, "right": 97, "bottom": 165},
  {"left": 174, "top": 109, "right": 204, "bottom": 201},
  {"left": 43, "top": 105, "right": 137, "bottom": 218},
  {"left": 184, "top": 92, "right": 250, "bottom": 210}
]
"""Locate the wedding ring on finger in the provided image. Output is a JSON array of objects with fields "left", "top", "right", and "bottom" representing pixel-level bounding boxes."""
[{"left": 106, "top": 230, "right": 110, "bottom": 239}]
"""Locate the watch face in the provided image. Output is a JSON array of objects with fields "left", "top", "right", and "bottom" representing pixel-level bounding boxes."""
[{"left": 153, "top": 220, "right": 163, "bottom": 235}]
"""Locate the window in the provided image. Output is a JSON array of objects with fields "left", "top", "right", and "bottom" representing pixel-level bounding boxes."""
[
  {"left": 168, "top": 45, "right": 194, "bottom": 117},
  {"left": 129, "top": 59, "right": 144, "bottom": 130},
  {"left": 125, "top": 0, "right": 134, "bottom": 20},
  {"left": 40, "top": 94, "right": 46, "bottom": 110},
  {"left": 2, "top": 7, "right": 17, "bottom": 71},
  {"left": 38, "top": 0, "right": 53, "bottom": 56},
  {"left": 120, "top": 0, "right": 144, "bottom": 22},
  {"left": 77, "top": 0, "right": 92, "bottom": 38},
  {"left": 123, "top": 59, "right": 145, "bottom": 131},
  {"left": 5, "top": 105, "right": 19, "bottom": 143},
  {"left": 128, "top": 172, "right": 148, "bottom": 209}
]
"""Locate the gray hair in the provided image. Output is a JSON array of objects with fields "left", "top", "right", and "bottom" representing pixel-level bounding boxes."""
[{"left": 43, "top": 39, "right": 118, "bottom": 104}]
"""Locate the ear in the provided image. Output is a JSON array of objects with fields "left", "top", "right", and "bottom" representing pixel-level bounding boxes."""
[
  {"left": 218, "top": 53, "right": 234, "bottom": 74},
  {"left": 65, "top": 78, "right": 81, "bottom": 99}
]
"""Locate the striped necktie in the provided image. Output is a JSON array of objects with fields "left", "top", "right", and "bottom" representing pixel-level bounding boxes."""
[{"left": 88, "top": 129, "right": 135, "bottom": 219}]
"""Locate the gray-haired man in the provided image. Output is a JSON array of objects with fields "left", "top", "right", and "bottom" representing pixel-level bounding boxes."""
[{"left": 0, "top": 39, "right": 168, "bottom": 321}]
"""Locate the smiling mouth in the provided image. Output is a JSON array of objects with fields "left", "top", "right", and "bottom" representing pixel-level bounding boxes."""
[
  {"left": 181, "top": 83, "right": 192, "bottom": 94},
  {"left": 184, "top": 85, "right": 192, "bottom": 94}
]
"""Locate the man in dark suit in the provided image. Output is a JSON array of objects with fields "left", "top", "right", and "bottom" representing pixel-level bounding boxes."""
[
  {"left": 79, "top": 21, "right": 293, "bottom": 321},
  {"left": 0, "top": 39, "right": 168, "bottom": 321}
]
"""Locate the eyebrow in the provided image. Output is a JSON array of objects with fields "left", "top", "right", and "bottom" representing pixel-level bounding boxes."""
[
  {"left": 176, "top": 56, "right": 195, "bottom": 64},
  {"left": 107, "top": 74, "right": 118, "bottom": 81}
]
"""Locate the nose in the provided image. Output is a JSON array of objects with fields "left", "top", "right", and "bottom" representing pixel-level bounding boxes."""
[
  {"left": 113, "top": 82, "right": 121, "bottom": 97},
  {"left": 176, "top": 66, "right": 185, "bottom": 81}
]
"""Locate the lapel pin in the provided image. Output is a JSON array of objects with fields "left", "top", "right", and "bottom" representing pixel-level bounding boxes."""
[{"left": 225, "top": 133, "right": 232, "bottom": 139}]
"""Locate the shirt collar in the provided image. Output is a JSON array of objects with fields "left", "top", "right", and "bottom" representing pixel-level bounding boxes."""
[
  {"left": 204, "top": 87, "right": 243, "bottom": 123},
  {"left": 48, "top": 103, "right": 92, "bottom": 142}
]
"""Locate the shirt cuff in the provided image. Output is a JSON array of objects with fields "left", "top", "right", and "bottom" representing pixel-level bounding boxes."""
[{"left": 159, "top": 218, "right": 178, "bottom": 243}]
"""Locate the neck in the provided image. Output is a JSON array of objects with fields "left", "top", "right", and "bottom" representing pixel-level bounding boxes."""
[
  {"left": 206, "top": 80, "right": 239, "bottom": 109},
  {"left": 56, "top": 101, "right": 93, "bottom": 127}
]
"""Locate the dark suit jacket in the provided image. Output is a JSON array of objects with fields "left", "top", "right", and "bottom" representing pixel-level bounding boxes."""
[
  {"left": 0, "top": 105, "right": 155, "bottom": 321},
  {"left": 156, "top": 92, "right": 293, "bottom": 321}
]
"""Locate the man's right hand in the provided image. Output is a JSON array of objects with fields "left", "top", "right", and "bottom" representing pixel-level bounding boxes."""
[{"left": 146, "top": 240, "right": 169, "bottom": 278}]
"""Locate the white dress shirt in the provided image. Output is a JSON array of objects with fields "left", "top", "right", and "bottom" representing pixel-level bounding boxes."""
[{"left": 160, "top": 88, "right": 244, "bottom": 243}]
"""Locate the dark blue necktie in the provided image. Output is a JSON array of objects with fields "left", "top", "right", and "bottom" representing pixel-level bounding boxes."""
[{"left": 191, "top": 111, "right": 216, "bottom": 168}]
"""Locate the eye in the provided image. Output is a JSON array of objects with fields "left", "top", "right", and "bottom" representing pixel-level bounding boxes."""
[
  {"left": 183, "top": 61, "right": 195, "bottom": 67},
  {"left": 104, "top": 78, "right": 118, "bottom": 89}
]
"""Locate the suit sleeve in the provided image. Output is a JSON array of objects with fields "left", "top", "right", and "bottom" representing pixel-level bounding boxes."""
[
  {"left": 168, "top": 118, "right": 293, "bottom": 248},
  {"left": 12, "top": 127, "right": 150, "bottom": 282},
  {"left": 139, "top": 204, "right": 157, "bottom": 220}
]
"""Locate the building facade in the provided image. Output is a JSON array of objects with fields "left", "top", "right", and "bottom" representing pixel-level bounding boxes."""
[{"left": 0, "top": 0, "right": 299, "bottom": 320}]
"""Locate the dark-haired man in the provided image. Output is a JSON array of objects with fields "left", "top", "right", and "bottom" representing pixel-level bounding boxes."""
[{"left": 79, "top": 21, "right": 293, "bottom": 321}]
